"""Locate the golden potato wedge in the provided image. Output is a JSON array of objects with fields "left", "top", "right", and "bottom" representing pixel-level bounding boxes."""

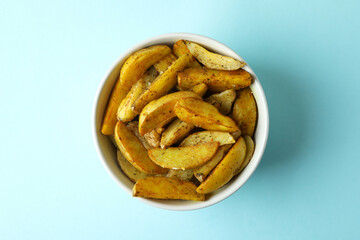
[
  {"left": 173, "top": 40, "right": 201, "bottom": 68},
  {"left": 159, "top": 84, "right": 208, "bottom": 148},
  {"left": 133, "top": 53, "right": 192, "bottom": 114},
  {"left": 133, "top": 176, "right": 204, "bottom": 201},
  {"left": 196, "top": 137, "right": 247, "bottom": 194},
  {"left": 185, "top": 41, "right": 245, "bottom": 70},
  {"left": 205, "top": 89, "right": 236, "bottom": 115},
  {"left": 143, "top": 130, "right": 161, "bottom": 148},
  {"left": 153, "top": 53, "right": 177, "bottom": 73},
  {"left": 234, "top": 135, "right": 254, "bottom": 175},
  {"left": 178, "top": 67, "right": 252, "bottom": 92},
  {"left": 180, "top": 131, "right": 235, "bottom": 147},
  {"left": 166, "top": 169, "right": 194, "bottom": 181},
  {"left": 148, "top": 142, "right": 219, "bottom": 170},
  {"left": 174, "top": 98, "right": 239, "bottom": 132},
  {"left": 101, "top": 45, "right": 171, "bottom": 135},
  {"left": 117, "top": 67, "right": 158, "bottom": 122},
  {"left": 193, "top": 145, "right": 232, "bottom": 182},
  {"left": 138, "top": 91, "right": 201, "bottom": 135},
  {"left": 231, "top": 88, "right": 257, "bottom": 136},
  {"left": 115, "top": 121, "right": 168, "bottom": 174},
  {"left": 126, "top": 121, "right": 152, "bottom": 150},
  {"left": 117, "top": 150, "right": 149, "bottom": 182}
]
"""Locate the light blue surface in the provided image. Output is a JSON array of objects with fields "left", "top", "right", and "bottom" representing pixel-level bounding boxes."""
[{"left": 1, "top": 0, "right": 360, "bottom": 239}]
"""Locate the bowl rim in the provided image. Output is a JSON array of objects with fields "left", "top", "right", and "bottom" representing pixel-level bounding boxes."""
[{"left": 92, "top": 32, "right": 269, "bottom": 211}]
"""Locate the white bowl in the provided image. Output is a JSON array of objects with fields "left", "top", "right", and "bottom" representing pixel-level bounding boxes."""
[{"left": 92, "top": 33, "right": 269, "bottom": 211}]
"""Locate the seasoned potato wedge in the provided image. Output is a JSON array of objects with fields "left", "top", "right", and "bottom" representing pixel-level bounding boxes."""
[
  {"left": 133, "top": 53, "right": 192, "bottom": 114},
  {"left": 193, "top": 145, "right": 232, "bottom": 182},
  {"left": 126, "top": 121, "right": 152, "bottom": 150},
  {"left": 166, "top": 169, "right": 194, "bottom": 181},
  {"left": 197, "top": 137, "right": 247, "bottom": 194},
  {"left": 234, "top": 135, "right": 254, "bottom": 175},
  {"left": 115, "top": 121, "right": 168, "bottom": 174},
  {"left": 117, "top": 67, "right": 158, "bottom": 122},
  {"left": 153, "top": 53, "right": 177, "bottom": 73},
  {"left": 180, "top": 131, "right": 235, "bottom": 147},
  {"left": 205, "top": 89, "right": 236, "bottom": 115},
  {"left": 138, "top": 91, "right": 201, "bottom": 135},
  {"left": 178, "top": 67, "right": 252, "bottom": 92},
  {"left": 174, "top": 98, "right": 239, "bottom": 132},
  {"left": 133, "top": 176, "right": 204, "bottom": 201},
  {"left": 148, "top": 142, "right": 219, "bottom": 170},
  {"left": 143, "top": 130, "right": 161, "bottom": 148},
  {"left": 117, "top": 151, "right": 149, "bottom": 182},
  {"left": 191, "top": 83, "right": 208, "bottom": 96},
  {"left": 101, "top": 45, "right": 171, "bottom": 135},
  {"left": 231, "top": 88, "right": 257, "bottom": 136},
  {"left": 185, "top": 41, "right": 245, "bottom": 70},
  {"left": 173, "top": 40, "right": 201, "bottom": 68}
]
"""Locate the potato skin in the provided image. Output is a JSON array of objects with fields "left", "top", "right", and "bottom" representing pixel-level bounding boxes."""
[
  {"left": 173, "top": 40, "right": 201, "bottom": 68},
  {"left": 196, "top": 137, "right": 247, "bottom": 194},
  {"left": 115, "top": 121, "right": 168, "bottom": 174},
  {"left": 231, "top": 88, "right": 257, "bottom": 137},
  {"left": 133, "top": 177, "right": 204, "bottom": 201},
  {"left": 178, "top": 67, "right": 252, "bottom": 92},
  {"left": 180, "top": 131, "right": 235, "bottom": 147},
  {"left": 101, "top": 45, "right": 171, "bottom": 135}
]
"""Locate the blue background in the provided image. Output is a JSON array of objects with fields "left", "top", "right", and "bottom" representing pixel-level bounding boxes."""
[{"left": 1, "top": 0, "right": 360, "bottom": 239}]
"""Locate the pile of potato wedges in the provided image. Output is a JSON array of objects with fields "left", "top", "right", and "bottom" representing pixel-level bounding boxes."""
[{"left": 102, "top": 40, "right": 257, "bottom": 201}]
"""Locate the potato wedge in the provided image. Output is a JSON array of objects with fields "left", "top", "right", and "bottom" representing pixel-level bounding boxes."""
[
  {"left": 117, "top": 150, "right": 149, "bottom": 182},
  {"left": 148, "top": 142, "right": 219, "bottom": 170},
  {"left": 117, "top": 67, "right": 158, "bottom": 122},
  {"left": 115, "top": 121, "right": 168, "bottom": 174},
  {"left": 178, "top": 67, "right": 252, "bottom": 92},
  {"left": 126, "top": 121, "right": 152, "bottom": 150},
  {"left": 185, "top": 41, "right": 245, "bottom": 70},
  {"left": 101, "top": 45, "right": 171, "bottom": 135},
  {"left": 109, "top": 135, "right": 118, "bottom": 149},
  {"left": 166, "top": 169, "right": 194, "bottom": 181},
  {"left": 159, "top": 84, "right": 208, "bottom": 148},
  {"left": 230, "top": 130, "right": 242, "bottom": 140},
  {"left": 231, "top": 88, "right": 257, "bottom": 136},
  {"left": 173, "top": 40, "right": 201, "bottom": 68},
  {"left": 205, "top": 89, "right": 236, "bottom": 115},
  {"left": 174, "top": 98, "right": 239, "bottom": 132},
  {"left": 193, "top": 145, "right": 232, "bottom": 182},
  {"left": 143, "top": 130, "right": 161, "bottom": 148},
  {"left": 138, "top": 91, "right": 201, "bottom": 135},
  {"left": 197, "top": 137, "right": 247, "bottom": 194},
  {"left": 133, "top": 177, "right": 204, "bottom": 201},
  {"left": 153, "top": 53, "right": 177, "bottom": 73},
  {"left": 133, "top": 53, "right": 192, "bottom": 114},
  {"left": 180, "top": 131, "right": 235, "bottom": 147},
  {"left": 234, "top": 135, "right": 254, "bottom": 175}
]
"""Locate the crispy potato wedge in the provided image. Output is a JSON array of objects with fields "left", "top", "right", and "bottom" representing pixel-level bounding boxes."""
[
  {"left": 159, "top": 84, "right": 208, "bottom": 148},
  {"left": 144, "top": 130, "right": 161, "bottom": 148},
  {"left": 117, "top": 67, "right": 158, "bottom": 122},
  {"left": 115, "top": 121, "right": 168, "bottom": 174},
  {"left": 173, "top": 40, "right": 201, "bottom": 68},
  {"left": 133, "top": 177, "right": 204, "bottom": 201},
  {"left": 174, "top": 98, "right": 239, "bottom": 132},
  {"left": 193, "top": 145, "right": 232, "bottom": 182},
  {"left": 133, "top": 53, "right": 192, "bottom": 114},
  {"left": 180, "top": 131, "right": 235, "bottom": 147},
  {"left": 126, "top": 121, "right": 152, "bottom": 150},
  {"left": 205, "top": 89, "right": 236, "bottom": 115},
  {"left": 166, "top": 169, "right": 194, "bottom": 181},
  {"left": 231, "top": 88, "right": 257, "bottom": 136},
  {"left": 234, "top": 135, "right": 254, "bottom": 175},
  {"left": 185, "top": 41, "right": 245, "bottom": 70},
  {"left": 138, "top": 91, "right": 201, "bottom": 135},
  {"left": 178, "top": 67, "right": 252, "bottom": 92},
  {"left": 153, "top": 53, "right": 177, "bottom": 73},
  {"left": 148, "top": 142, "right": 219, "bottom": 170},
  {"left": 101, "top": 45, "right": 171, "bottom": 135},
  {"left": 117, "top": 151, "right": 149, "bottom": 182},
  {"left": 197, "top": 137, "right": 247, "bottom": 194}
]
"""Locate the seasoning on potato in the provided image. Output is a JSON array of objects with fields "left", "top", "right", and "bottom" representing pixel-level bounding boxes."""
[{"left": 101, "top": 39, "right": 258, "bottom": 201}]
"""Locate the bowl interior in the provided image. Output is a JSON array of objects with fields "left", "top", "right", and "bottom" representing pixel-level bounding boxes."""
[{"left": 93, "top": 33, "right": 269, "bottom": 211}]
